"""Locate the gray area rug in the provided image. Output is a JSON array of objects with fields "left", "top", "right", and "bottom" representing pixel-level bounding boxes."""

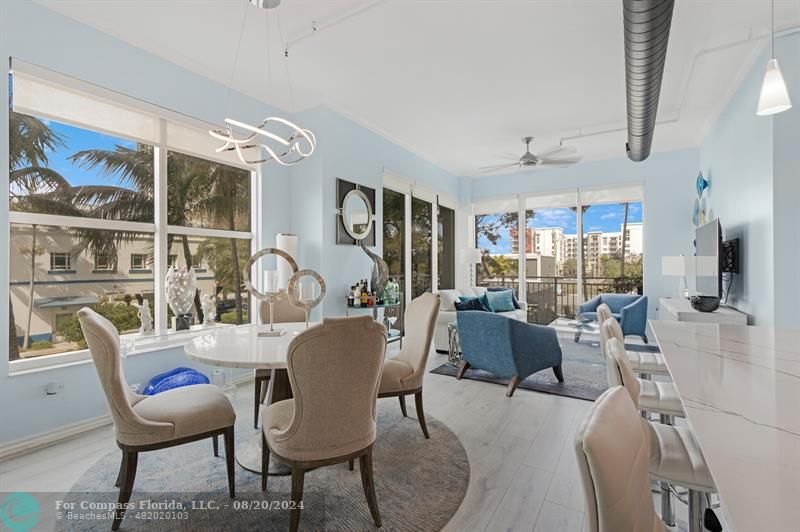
[
  {"left": 431, "top": 333, "right": 659, "bottom": 401},
  {"left": 58, "top": 408, "right": 469, "bottom": 531}
]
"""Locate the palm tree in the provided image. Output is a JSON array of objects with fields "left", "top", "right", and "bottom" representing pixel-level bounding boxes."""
[
  {"left": 9, "top": 111, "right": 70, "bottom": 353},
  {"left": 70, "top": 148, "right": 250, "bottom": 324}
]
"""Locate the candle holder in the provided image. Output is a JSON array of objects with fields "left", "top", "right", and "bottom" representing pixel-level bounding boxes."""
[
  {"left": 287, "top": 269, "right": 326, "bottom": 328},
  {"left": 243, "top": 248, "right": 299, "bottom": 337}
]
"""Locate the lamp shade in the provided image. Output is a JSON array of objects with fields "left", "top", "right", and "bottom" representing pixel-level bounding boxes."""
[
  {"left": 466, "top": 248, "right": 482, "bottom": 264},
  {"left": 661, "top": 256, "right": 688, "bottom": 276},
  {"left": 757, "top": 58, "right": 793, "bottom": 116}
]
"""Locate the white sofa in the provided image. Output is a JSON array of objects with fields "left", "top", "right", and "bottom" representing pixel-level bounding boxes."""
[{"left": 433, "top": 286, "right": 527, "bottom": 352}]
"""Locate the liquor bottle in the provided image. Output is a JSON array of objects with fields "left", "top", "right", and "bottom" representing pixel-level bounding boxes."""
[
  {"left": 353, "top": 284, "right": 361, "bottom": 307},
  {"left": 361, "top": 284, "right": 368, "bottom": 306}
]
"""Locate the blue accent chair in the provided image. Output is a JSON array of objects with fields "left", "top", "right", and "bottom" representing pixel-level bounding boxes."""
[
  {"left": 578, "top": 294, "right": 648, "bottom": 342},
  {"left": 456, "top": 311, "right": 563, "bottom": 397}
]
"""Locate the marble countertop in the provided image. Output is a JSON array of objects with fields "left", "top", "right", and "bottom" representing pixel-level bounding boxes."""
[
  {"left": 650, "top": 320, "right": 800, "bottom": 532},
  {"left": 184, "top": 322, "right": 311, "bottom": 369}
]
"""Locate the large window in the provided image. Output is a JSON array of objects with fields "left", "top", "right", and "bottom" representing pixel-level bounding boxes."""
[
  {"left": 437, "top": 204, "right": 455, "bottom": 290},
  {"left": 383, "top": 188, "right": 406, "bottom": 302},
  {"left": 473, "top": 186, "right": 644, "bottom": 324},
  {"left": 411, "top": 197, "right": 433, "bottom": 298},
  {"left": 475, "top": 208, "right": 520, "bottom": 288},
  {"left": 382, "top": 177, "right": 456, "bottom": 307},
  {"left": 7, "top": 65, "right": 254, "bottom": 364}
]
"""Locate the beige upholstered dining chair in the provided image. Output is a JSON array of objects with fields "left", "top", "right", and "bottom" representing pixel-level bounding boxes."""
[
  {"left": 261, "top": 315, "right": 387, "bottom": 532},
  {"left": 78, "top": 308, "right": 236, "bottom": 531},
  {"left": 253, "top": 298, "right": 307, "bottom": 428},
  {"left": 575, "top": 386, "right": 667, "bottom": 532},
  {"left": 377, "top": 292, "right": 440, "bottom": 438}
]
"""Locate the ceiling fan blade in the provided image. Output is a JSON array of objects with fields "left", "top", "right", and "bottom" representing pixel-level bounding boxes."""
[
  {"left": 478, "top": 162, "right": 521, "bottom": 173},
  {"left": 535, "top": 145, "right": 578, "bottom": 158},
  {"left": 538, "top": 156, "right": 582, "bottom": 167}
]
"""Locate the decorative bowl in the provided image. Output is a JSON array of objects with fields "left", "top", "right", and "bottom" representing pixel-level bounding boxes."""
[{"left": 690, "top": 295, "right": 720, "bottom": 313}]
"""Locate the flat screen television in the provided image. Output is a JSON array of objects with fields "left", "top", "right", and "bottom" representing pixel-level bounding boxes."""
[{"left": 695, "top": 219, "right": 722, "bottom": 297}]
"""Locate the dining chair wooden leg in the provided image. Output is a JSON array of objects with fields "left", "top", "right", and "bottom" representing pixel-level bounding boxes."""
[
  {"left": 414, "top": 391, "right": 430, "bottom": 439},
  {"left": 260, "top": 379, "right": 268, "bottom": 404},
  {"left": 253, "top": 376, "right": 263, "bottom": 429},
  {"left": 398, "top": 395, "right": 408, "bottom": 417},
  {"left": 223, "top": 427, "right": 235, "bottom": 498},
  {"left": 114, "top": 453, "right": 124, "bottom": 488},
  {"left": 261, "top": 432, "right": 270, "bottom": 492},
  {"left": 289, "top": 467, "right": 305, "bottom": 532},
  {"left": 359, "top": 446, "right": 382, "bottom": 528},
  {"left": 506, "top": 375, "right": 521, "bottom": 397},
  {"left": 112, "top": 450, "right": 138, "bottom": 531},
  {"left": 456, "top": 360, "right": 471, "bottom": 380},
  {"left": 213, "top": 435, "right": 219, "bottom": 457},
  {"left": 348, "top": 459, "right": 354, "bottom": 471}
]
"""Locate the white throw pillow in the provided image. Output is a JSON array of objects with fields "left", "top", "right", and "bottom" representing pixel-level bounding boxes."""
[
  {"left": 471, "top": 286, "right": 487, "bottom": 297},
  {"left": 459, "top": 287, "right": 477, "bottom": 298},
  {"left": 438, "top": 290, "right": 461, "bottom": 311}
]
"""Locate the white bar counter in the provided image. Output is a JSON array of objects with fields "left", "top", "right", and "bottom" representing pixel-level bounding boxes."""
[{"left": 650, "top": 321, "right": 800, "bottom": 532}]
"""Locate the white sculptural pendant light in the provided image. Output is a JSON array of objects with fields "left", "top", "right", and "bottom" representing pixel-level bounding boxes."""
[
  {"left": 208, "top": 0, "right": 316, "bottom": 166},
  {"left": 757, "top": 0, "right": 792, "bottom": 116}
]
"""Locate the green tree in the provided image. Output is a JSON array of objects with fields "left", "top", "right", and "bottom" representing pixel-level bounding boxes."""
[
  {"left": 9, "top": 111, "right": 70, "bottom": 353},
  {"left": 70, "top": 148, "right": 250, "bottom": 324},
  {"left": 561, "top": 257, "right": 577, "bottom": 277}
]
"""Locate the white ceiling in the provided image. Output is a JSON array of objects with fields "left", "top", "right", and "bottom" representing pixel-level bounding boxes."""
[{"left": 34, "top": 0, "right": 800, "bottom": 177}]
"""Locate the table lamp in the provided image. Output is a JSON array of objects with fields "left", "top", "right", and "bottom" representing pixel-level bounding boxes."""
[{"left": 662, "top": 255, "right": 689, "bottom": 298}]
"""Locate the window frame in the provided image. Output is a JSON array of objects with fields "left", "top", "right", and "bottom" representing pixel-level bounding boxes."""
[
  {"left": 470, "top": 183, "right": 645, "bottom": 307},
  {"left": 49, "top": 252, "right": 72, "bottom": 272},
  {"left": 7, "top": 65, "right": 259, "bottom": 373}
]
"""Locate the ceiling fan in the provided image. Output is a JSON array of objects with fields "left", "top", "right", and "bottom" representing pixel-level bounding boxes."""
[{"left": 479, "top": 137, "right": 582, "bottom": 173}]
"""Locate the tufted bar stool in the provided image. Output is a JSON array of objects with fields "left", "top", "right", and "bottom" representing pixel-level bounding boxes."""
[{"left": 597, "top": 303, "right": 668, "bottom": 380}]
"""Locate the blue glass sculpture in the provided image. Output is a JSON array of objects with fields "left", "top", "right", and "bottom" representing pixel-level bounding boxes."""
[
  {"left": 142, "top": 367, "right": 210, "bottom": 395},
  {"left": 696, "top": 172, "right": 709, "bottom": 198}
]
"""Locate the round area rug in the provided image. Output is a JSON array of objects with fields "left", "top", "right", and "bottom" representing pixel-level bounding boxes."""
[{"left": 58, "top": 407, "right": 469, "bottom": 531}]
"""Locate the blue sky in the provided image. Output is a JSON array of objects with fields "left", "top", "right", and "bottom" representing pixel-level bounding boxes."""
[
  {"left": 478, "top": 202, "right": 643, "bottom": 253},
  {"left": 43, "top": 119, "right": 138, "bottom": 189}
]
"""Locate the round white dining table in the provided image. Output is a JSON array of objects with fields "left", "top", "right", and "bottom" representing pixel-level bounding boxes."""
[{"left": 184, "top": 322, "right": 313, "bottom": 475}]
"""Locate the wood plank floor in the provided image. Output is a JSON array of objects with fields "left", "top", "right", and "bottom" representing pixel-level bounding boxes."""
[{"left": 0, "top": 344, "right": 701, "bottom": 531}]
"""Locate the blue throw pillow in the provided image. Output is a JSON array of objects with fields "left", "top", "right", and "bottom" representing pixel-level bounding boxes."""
[
  {"left": 485, "top": 289, "right": 516, "bottom": 312},
  {"left": 487, "top": 287, "right": 522, "bottom": 310},
  {"left": 455, "top": 297, "right": 487, "bottom": 312}
]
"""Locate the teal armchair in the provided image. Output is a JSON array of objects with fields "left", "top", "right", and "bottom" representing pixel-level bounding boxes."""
[
  {"left": 456, "top": 311, "right": 563, "bottom": 397},
  {"left": 578, "top": 294, "right": 648, "bottom": 342}
]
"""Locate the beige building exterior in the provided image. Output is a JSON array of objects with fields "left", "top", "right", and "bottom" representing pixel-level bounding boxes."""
[
  {"left": 10, "top": 224, "right": 219, "bottom": 348},
  {"left": 511, "top": 222, "right": 643, "bottom": 277}
]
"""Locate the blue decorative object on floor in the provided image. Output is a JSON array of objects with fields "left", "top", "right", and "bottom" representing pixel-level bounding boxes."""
[{"left": 142, "top": 367, "right": 209, "bottom": 395}]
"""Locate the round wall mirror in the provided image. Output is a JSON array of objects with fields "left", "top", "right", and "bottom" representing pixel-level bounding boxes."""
[{"left": 342, "top": 189, "right": 373, "bottom": 241}]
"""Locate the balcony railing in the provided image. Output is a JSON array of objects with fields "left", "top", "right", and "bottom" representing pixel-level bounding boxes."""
[{"left": 479, "top": 276, "right": 643, "bottom": 325}]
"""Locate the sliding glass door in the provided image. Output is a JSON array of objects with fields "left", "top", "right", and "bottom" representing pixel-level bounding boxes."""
[
  {"left": 437, "top": 205, "right": 456, "bottom": 290},
  {"left": 382, "top": 178, "right": 456, "bottom": 305},
  {"left": 472, "top": 185, "right": 644, "bottom": 324},
  {"left": 411, "top": 197, "right": 433, "bottom": 298}
]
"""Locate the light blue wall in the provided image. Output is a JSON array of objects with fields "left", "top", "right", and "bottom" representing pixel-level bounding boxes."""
[
  {"left": 698, "top": 31, "right": 799, "bottom": 327},
  {"left": 771, "top": 32, "right": 800, "bottom": 329},
  {"left": 0, "top": 0, "right": 292, "bottom": 444},
  {"left": 288, "top": 107, "right": 461, "bottom": 318},
  {"left": 698, "top": 46, "right": 774, "bottom": 325},
  {"left": 470, "top": 148, "right": 701, "bottom": 318},
  {"left": 0, "top": 0, "right": 461, "bottom": 444}
]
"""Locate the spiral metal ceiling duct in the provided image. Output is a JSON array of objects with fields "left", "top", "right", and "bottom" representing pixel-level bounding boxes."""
[{"left": 623, "top": 0, "right": 675, "bottom": 162}]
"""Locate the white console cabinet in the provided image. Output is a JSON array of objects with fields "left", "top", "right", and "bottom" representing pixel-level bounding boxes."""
[{"left": 658, "top": 297, "right": 748, "bottom": 325}]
